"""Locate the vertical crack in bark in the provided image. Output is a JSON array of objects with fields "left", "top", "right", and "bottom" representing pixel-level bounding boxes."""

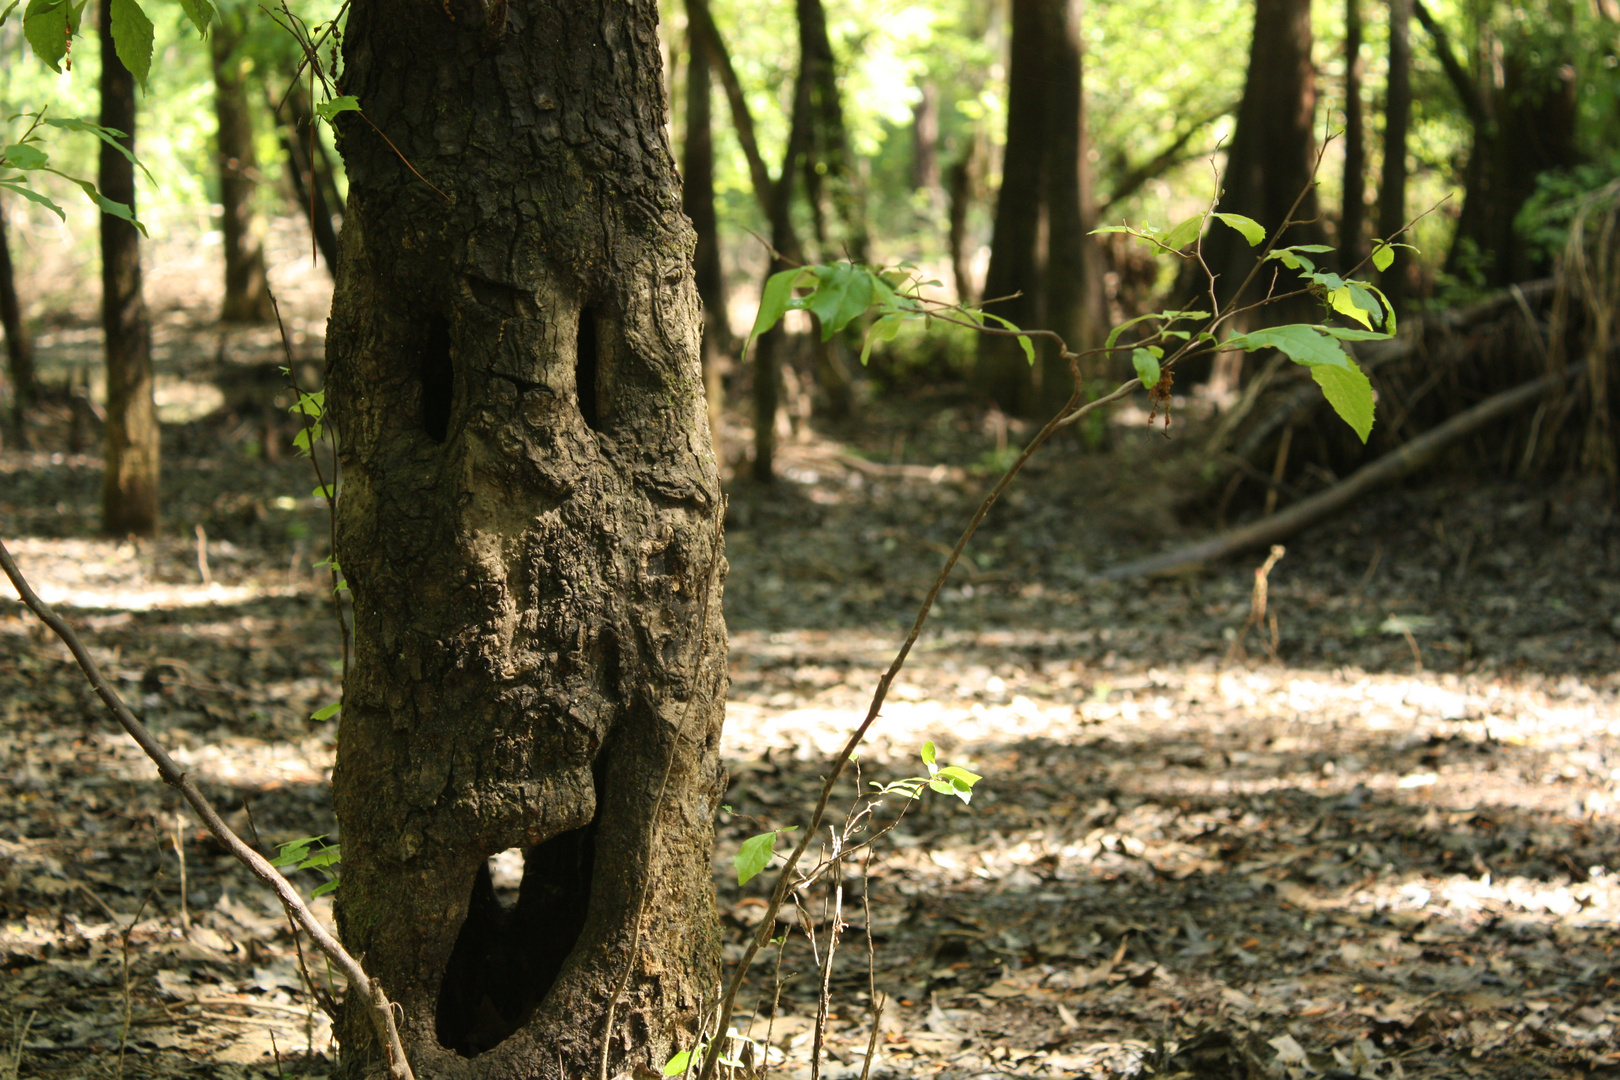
[
  {"left": 435, "top": 817, "right": 599, "bottom": 1057},
  {"left": 421, "top": 314, "right": 455, "bottom": 442},
  {"left": 576, "top": 306, "right": 601, "bottom": 431}
]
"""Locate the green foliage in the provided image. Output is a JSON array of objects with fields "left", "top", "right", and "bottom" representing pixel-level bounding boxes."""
[
  {"left": 0, "top": 113, "right": 146, "bottom": 233},
  {"left": 735, "top": 825, "right": 795, "bottom": 886},
  {"left": 271, "top": 835, "right": 341, "bottom": 898},
  {"left": 310, "top": 701, "right": 339, "bottom": 721}
]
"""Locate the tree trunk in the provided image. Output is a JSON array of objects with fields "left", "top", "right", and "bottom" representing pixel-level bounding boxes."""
[
  {"left": 947, "top": 136, "right": 981, "bottom": 306},
  {"left": 977, "top": 0, "right": 1102, "bottom": 417},
  {"left": 1340, "top": 0, "right": 1367, "bottom": 272},
  {"left": 682, "top": 15, "right": 728, "bottom": 452},
  {"left": 1202, "top": 0, "right": 1325, "bottom": 323},
  {"left": 212, "top": 14, "right": 275, "bottom": 323},
  {"left": 99, "top": 0, "right": 158, "bottom": 536},
  {"left": 911, "top": 82, "right": 940, "bottom": 196},
  {"left": 1377, "top": 0, "right": 1411, "bottom": 314},
  {"left": 326, "top": 5, "right": 727, "bottom": 1079},
  {"left": 796, "top": 0, "right": 866, "bottom": 263},
  {"left": 0, "top": 198, "right": 37, "bottom": 433},
  {"left": 278, "top": 83, "right": 343, "bottom": 274}
]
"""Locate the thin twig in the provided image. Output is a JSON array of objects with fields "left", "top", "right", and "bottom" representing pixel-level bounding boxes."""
[{"left": 0, "top": 541, "right": 415, "bottom": 1080}]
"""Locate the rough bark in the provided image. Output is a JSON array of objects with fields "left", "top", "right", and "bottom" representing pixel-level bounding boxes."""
[
  {"left": 325, "top": 4, "right": 727, "bottom": 1079},
  {"left": 682, "top": 16, "right": 728, "bottom": 449},
  {"left": 1377, "top": 0, "right": 1411, "bottom": 313},
  {"left": 212, "top": 14, "right": 275, "bottom": 323},
  {"left": 1202, "top": 0, "right": 1325, "bottom": 321},
  {"left": 977, "top": 0, "right": 1102, "bottom": 417},
  {"left": 99, "top": 0, "right": 158, "bottom": 536},
  {"left": 1340, "top": 0, "right": 1367, "bottom": 272},
  {"left": 0, "top": 198, "right": 37, "bottom": 431},
  {"left": 278, "top": 83, "right": 343, "bottom": 274}
]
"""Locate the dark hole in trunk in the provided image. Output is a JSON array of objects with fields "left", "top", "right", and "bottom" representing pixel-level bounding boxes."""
[
  {"left": 435, "top": 821, "right": 597, "bottom": 1057},
  {"left": 420, "top": 316, "right": 453, "bottom": 442},
  {"left": 576, "top": 307, "right": 600, "bottom": 430}
]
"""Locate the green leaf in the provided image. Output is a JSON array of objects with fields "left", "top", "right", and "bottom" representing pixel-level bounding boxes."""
[
  {"left": 860, "top": 312, "right": 904, "bottom": 366},
  {"left": 0, "top": 179, "right": 64, "bottom": 220},
  {"left": 0, "top": 0, "right": 20, "bottom": 26},
  {"left": 2, "top": 143, "right": 48, "bottom": 170},
  {"left": 310, "top": 879, "right": 339, "bottom": 898},
  {"left": 1212, "top": 212, "right": 1265, "bottom": 246},
  {"left": 920, "top": 740, "right": 937, "bottom": 770},
  {"left": 290, "top": 390, "right": 324, "bottom": 417},
  {"left": 1131, "top": 347, "right": 1161, "bottom": 389},
  {"left": 663, "top": 1051, "right": 693, "bottom": 1077},
  {"left": 743, "top": 267, "right": 811, "bottom": 360},
  {"left": 978, "top": 312, "right": 1035, "bottom": 365},
  {"left": 1224, "top": 324, "right": 1352, "bottom": 370},
  {"left": 1371, "top": 241, "right": 1395, "bottom": 272},
  {"left": 315, "top": 95, "right": 362, "bottom": 122},
  {"left": 1311, "top": 359, "right": 1375, "bottom": 443},
  {"left": 311, "top": 701, "right": 340, "bottom": 721},
  {"left": 1316, "top": 325, "right": 1391, "bottom": 341},
  {"left": 271, "top": 836, "right": 322, "bottom": 868},
  {"left": 298, "top": 845, "right": 341, "bottom": 870},
  {"left": 804, "top": 262, "right": 873, "bottom": 340},
  {"left": 313, "top": 484, "right": 334, "bottom": 500},
  {"left": 1327, "top": 285, "right": 1373, "bottom": 329},
  {"left": 43, "top": 118, "right": 149, "bottom": 181},
  {"left": 108, "top": 0, "right": 154, "bottom": 88},
  {"left": 60, "top": 175, "right": 145, "bottom": 236},
  {"left": 23, "top": 0, "right": 79, "bottom": 72},
  {"left": 174, "top": 0, "right": 214, "bottom": 34},
  {"left": 1347, "top": 283, "right": 1384, "bottom": 328},
  {"left": 1161, "top": 215, "right": 1203, "bottom": 251},
  {"left": 935, "top": 765, "right": 982, "bottom": 788},
  {"left": 735, "top": 830, "right": 778, "bottom": 886}
]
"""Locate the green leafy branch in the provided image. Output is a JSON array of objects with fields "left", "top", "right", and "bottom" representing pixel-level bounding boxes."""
[
  {"left": 0, "top": 110, "right": 148, "bottom": 233},
  {"left": 269, "top": 835, "right": 340, "bottom": 898}
]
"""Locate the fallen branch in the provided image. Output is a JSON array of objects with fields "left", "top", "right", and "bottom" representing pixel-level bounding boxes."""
[
  {"left": 1099, "top": 365, "right": 1582, "bottom": 579},
  {"left": 0, "top": 540, "right": 415, "bottom": 1080}
]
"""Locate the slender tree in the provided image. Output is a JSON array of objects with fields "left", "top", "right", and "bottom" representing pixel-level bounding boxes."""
[
  {"left": 1341, "top": 0, "right": 1368, "bottom": 272},
  {"left": 1377, "top": 0, "right": 1411, "bottom": 314},
  {"left": 99, "top": 0, "right": 158, "bottom": 536},
  {"left": 277, "top": 82, "right": 343, "bottom": 273},
  {"left": 682, "top": 12, "right": 728, "bottom": 449},
  {"left": 0, "top": 199, "right": 37, "bottom": 435},
  {"left": 977, "top": 0, "right": 1103, "bottom": 417},
  {"left": 1202, "top": 0, "right": 1325, "bottom": 328},
  {"left": 212, "top": 10, "right": 275, "bottom": 322},
  {"left": 324, "top": 4, "right": 726, "bottom": 1077}
]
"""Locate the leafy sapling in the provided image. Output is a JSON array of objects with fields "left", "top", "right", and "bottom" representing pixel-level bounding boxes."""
[{"left": 271, "top": 835, "right": 341, "bottom": 899}]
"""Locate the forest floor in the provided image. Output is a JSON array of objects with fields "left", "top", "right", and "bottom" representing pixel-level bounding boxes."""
[{"left": 2, "top": 280, "right": 1618, "bottom": 1080}]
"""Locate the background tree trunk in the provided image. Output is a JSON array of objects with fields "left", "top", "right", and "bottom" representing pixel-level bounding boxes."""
[
  {"left": 1202, "top": 0, "right": 1325, "bottom": 320},
  {"left": 0, "top": 199, "right": 37, "bottom": 436},
  {"left": 326, "top": 4, "right": 726, "bottom": 1078},
  {"left": 99, "top": 0, "right": 158, "bottom": 536},
  {"left": 277, "top": 83, "right": 343, "bottom": 274},
  {"left": 912, "top": 81, "right": 941, "bottom": 197},
  {"left": 682, "top": 17, "right": 728, "bottom": 453},
  {"left": 1377, "top": 0, "right": 1411, "bottom": 314},
  {"left": 1340, "top": 0, "right": 1367, "bottom": 272},
  {"left": 212, "top": 14, "right": 274, "bottom": 323},
  {"left": 977, "top": 0, "right": 1102, "bottom": 417}
]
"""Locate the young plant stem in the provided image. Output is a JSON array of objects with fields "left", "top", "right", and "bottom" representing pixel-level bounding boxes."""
[{"left": 0, "top": 540, "right": 416, "bottom": 1080}]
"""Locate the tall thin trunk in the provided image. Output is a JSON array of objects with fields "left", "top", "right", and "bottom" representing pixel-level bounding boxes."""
[
  {"left": 753, "top": 60, "right": 814, "bottom": 482},
  {"left": 212, "top": 15, "right": 274, "bottom": 323},
  {"left": 796, "top": 0, "right": 866, "bottom": 263},
  {"left": 0, "top": 199, "right": 37, "bottom": 432},
  {"left": 99, "top": 0, "right": 158, "bottom": 536},
  {"left": 1340, "top": 0, "right": 1367, "bottom": 272},
  {"left": 947, "top": 135, "right": 981, "bottom": 306},
  {"left": 1377, "top": 0, "right": 1411, "bottom": 314},
  {"left": 977, "top": 0, "right": 1101, "bottom": 417},
  {"left": 683, "top": 17, "right": 727, "bottom": 452},
  {"left": 327, "top": 3, "right": 725, "bottom": 1078},
  {"left": 1204, "top": 0, "right": 1324, "bottom": 323},
  {"left": 911, "top": 82, "right": 940, "bottom": 196},
  {"left": 277, "top": 83, "right": 343, "bottom": 274}
]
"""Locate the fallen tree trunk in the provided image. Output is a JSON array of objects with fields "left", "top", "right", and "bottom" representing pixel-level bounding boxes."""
[{"left": 1100, "top": 362, "right": 1582, "bottom": 579}]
